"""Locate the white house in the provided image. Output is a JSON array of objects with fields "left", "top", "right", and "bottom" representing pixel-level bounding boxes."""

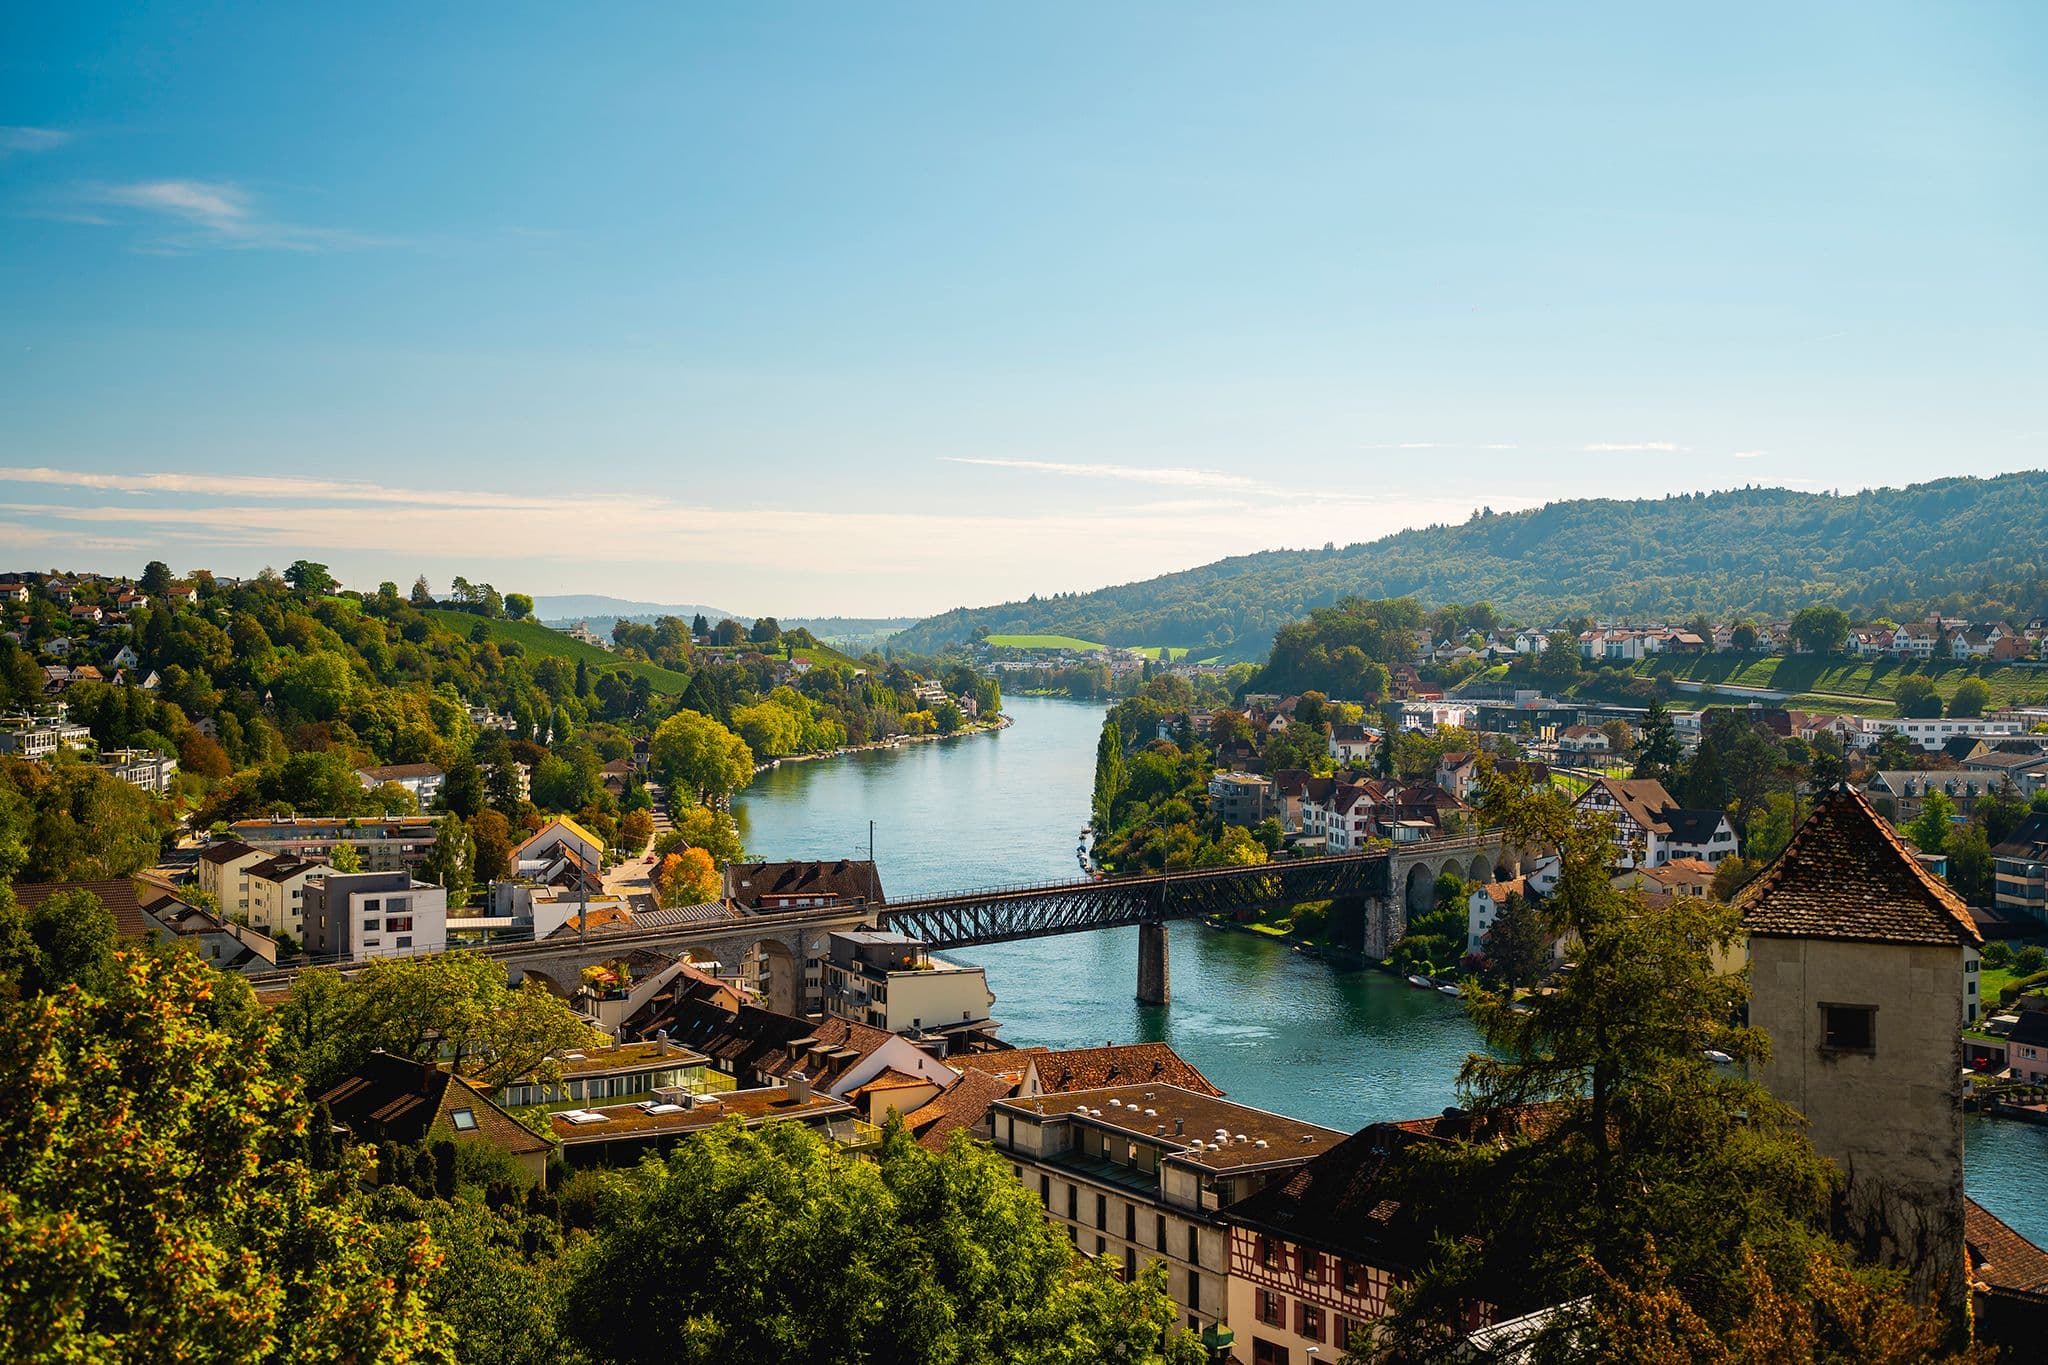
[
  {"left": 1573, "top": 777, "right": 1739, "bottom": 868},
  {"left": 1558, "top": 725, "right": 1611, "bottom": 755},
  {"left": 355, "top": 762, "right": 446, "bottom": 808}
]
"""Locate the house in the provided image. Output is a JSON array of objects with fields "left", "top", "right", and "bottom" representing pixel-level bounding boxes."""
[
  {"left": 1991, "top": 813, "right": 2048, "bottom": 930},
  {"left": 1329, "top": 724, "right": 1378, "bottom": 767},
  {"left": 1222, "top": 1109, "right": 1548, "bottom": 1360},
  {"left": 10, "top": 878, "right": 274, "bottom": 972},
  {"left": 1861, "top": 771, "right": 1996, "bottom": 826},
  {"left": 1614, "top": 855, "right": 1718, "bottom": 901},
  {"left": 1208, "top": 771, "right": 1274, "bottom": 827},
  {"left": 318, "top": 1052, "right": 553, "bottom": 1184},
  {"left": 1465, "top": 857, "right": 1563, "bottom": 957},
  {"left": 98, "top": 747, "right": 177, "bottom": 794},
  {"left": 1435, "top": 752, "right": 1479, "bottom": 802},
  {"left": 821, "top": 929, "right": 997, "bottom": 1042},
  {"left": 1737, "top": 788, "right": 1983, "bottom": 1311},
  {"left": 1557, "top": 725, "right": 1610, "bottom": 755},
  {"left": 197, "top": 839, "right": 270, "bottom": 918},
  {"left": 302, "top": 869, "right": 449, "bottom": 960},
  {"left": 547, "top": 1075, "right": 864, "bottom": 1168},
  {"left": 902, "top": 1066, "right": 1018, "bottom": 1153},
  {"left": 165, "top": 584, "right": 197, "bottom": 608},
  {"left": 494, "top": 1035, "right": 717, "bottom": 1111},
  {"left": 106, "top": 644, "right": 140, "bottom": 670},
  {"left": 1571, "top": 777, "right": 1737, "bottom": 867},
  {"left": 637, "top": 996, "right": 960, "bottom": 1099},
  {"left": 243, "top": 853, "right": 334, "bottom": 939},
  {"left": 68, "top": 604, "right": 103, "bottom": 625},
  {"left": 990, "top": 1083, "right": 1347, "bottom": 1336},
  {"left": 1964, "top": 1199, "right": 2048, "bottom": 1352},
  {"left": 0, "top": 579, "right": 26, "bottom": 604},
  {"left": 355, "top": 762, "right": 445, "bottom": 808},
  {"left": 723, "top": 859, "right": 885, "bottom": 911},
  {"left": 43, "top": 635, "right": 73, "bottom": 658},
  {"left": 231, "top": 816, "right": 441, "bottom": 872},
  {"left": 0, "top": 706, "right": 93, "bottom": 758},
  {"left": 1962, "top": 750, "right": 2048, "bottom": 797}
]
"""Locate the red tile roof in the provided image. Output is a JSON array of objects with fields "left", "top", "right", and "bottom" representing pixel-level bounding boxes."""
[
  {"left": 1966, "top": 1197, "right": 2048, "bottom": 1296},
  {"left": 1737, "top": 787, "right": 1982, "bottom": 948},
  {"left": 1027, "top": 1042, "right": 1222, "bottom": 1097},
  {"left": 905, "top": 1068, "right": 1017, "bottom": 1152}
]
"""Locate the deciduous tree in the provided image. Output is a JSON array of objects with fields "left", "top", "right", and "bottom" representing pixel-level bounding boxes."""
[{"left": 650, "top": 710, "right": 755, "bottom": 806}]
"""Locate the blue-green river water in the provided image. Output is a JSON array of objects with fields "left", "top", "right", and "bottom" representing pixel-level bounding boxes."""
[{"left": 734, "top": 695, "right": 2048, "bottom": 1242}]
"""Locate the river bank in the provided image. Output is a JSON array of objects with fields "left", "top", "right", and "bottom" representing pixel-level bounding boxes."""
[
  {"left": 751, "top": 712, "right": 1013, "bottom": 775},
  {"left": 729, "top": 694, "right": 2048, "bottom": 1245}
]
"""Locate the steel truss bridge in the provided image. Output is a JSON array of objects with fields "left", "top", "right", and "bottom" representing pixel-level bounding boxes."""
[{"left": 878, "top": 850, "right": 1392, "bottom": 949}]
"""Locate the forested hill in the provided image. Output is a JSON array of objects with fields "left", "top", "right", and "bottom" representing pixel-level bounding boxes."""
[{"left": 894, "top": 473, "right": 2048, "bottom": 654}]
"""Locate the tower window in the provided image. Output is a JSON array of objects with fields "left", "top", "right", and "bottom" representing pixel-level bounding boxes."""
[{"left": 1821, "top": 1004, "right": 1876, "bottom": 1053}]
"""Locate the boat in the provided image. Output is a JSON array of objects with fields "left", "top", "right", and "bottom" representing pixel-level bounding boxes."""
[
  {"left": 1702, "top": 1049, "right": 1734, "bottom": 1065},
  {"left": 1406, "top": 974, "right": 1434, "bottom": 989},
  {"left": 1437, "top": 984, "right": 1462, "bottom": 997}
]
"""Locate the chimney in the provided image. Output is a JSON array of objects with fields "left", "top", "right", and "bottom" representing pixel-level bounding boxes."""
[
  {"left": 789, "top": 1069, "right": 810, "bottom": 1104},
  {"left": 1173, "top": 1117, "right": 1184, "bottom": 1137},
  {"left": 656, "top": 1029, "right": 670, "bottom": 1056}
]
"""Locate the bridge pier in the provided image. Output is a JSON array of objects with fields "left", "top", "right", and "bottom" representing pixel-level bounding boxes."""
[{"left": 1136, "top": 920, "right": 1170, "bottom": 1006}]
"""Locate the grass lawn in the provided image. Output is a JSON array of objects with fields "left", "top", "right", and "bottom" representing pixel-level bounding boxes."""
[
  {"left": 429, "top": 611, "right": 694, "bottom": 694},
  {"left": 1131, "top": 645, "right": 1194, "bottom": 661},
  {"left": 1627, "top": 654, "right": 2048, "bottom": 715},
  {"left": 984, "top": 633, "right": 1105, "bottom": 651}
]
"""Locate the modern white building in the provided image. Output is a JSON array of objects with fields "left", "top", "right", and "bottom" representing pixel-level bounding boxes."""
[
  {"left": 302, "top": 869, "right": 448, "bottom": 960},
  {"left": 821, "top": 930, "right": 997, "bottom": 1041},
  {"left": 0, "top": 706, "right": 93, "bottom": 758},
  {"left": 99, "top": 747, "right": 178, "bottom": 793},
  {"left": 1854, "top": 716, "right": 2023, "bottom": 752}
]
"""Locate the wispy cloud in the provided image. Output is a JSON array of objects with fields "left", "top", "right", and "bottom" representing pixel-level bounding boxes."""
[
  {"left": 0, "top": 466, "right": 542, "bottom": 508},
  {"left": 1732, "top": 449, "right": 1768, "bottom": 459},
  {"left": 71, "top": 178, "right": 387, "bottom": 252},
  {"left": 943, "top": 457, "right": 1260, "bottom": 491},
  {"left": 1582, "top": 441, "right": 1683, "bottom": 453},
  {"left": 1, "top": 126, "right": 70, "bottom": 155}
]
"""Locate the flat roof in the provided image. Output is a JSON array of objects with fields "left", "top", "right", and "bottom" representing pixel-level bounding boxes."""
[
  {"left": 995, "top": 1082, "right": 1347, "bottom": 1173},
  {"left": 543, "top": 1039, "right": 710, "bottom": 1079},
  {"left": 547, "top": 1086, "right": 851, "bottom": 1144}
]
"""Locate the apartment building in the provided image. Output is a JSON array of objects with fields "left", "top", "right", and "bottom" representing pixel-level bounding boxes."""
[
  {"left": 989, "top": 1083, "right": 1346, "bottom": 1337},
  {"left": 821, "top": 930, "right": 997, "bottom": 1042},
  {"left": 230, "top": 817, "right": 439, "bottom": 872},
  {"left": 303, "top": 869, "right": 448, "bottom": 960},
  {"left": 244, "top": 853, "right": 335, "bottom": 939}
]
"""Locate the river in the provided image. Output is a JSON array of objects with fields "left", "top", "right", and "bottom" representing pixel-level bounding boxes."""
[{"left": 734, "top": 694, "right": 2048, "bottom": 1243}]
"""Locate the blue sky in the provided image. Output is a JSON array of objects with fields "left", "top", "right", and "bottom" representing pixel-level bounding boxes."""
[{"left": 1, "top": 3, "right": 2042, "bottom": 615}]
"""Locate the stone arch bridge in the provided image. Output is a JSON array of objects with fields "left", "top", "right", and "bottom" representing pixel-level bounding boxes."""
[{"left": 243, "top": 834, "right": 1523, "bottom": 1010}]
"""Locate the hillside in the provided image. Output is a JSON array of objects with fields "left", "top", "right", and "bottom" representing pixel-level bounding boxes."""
[
  {"left": 892, "top": 473, "right": 2048, "bottom": 654},
  {"left": 425, "top": 610, "right": 694, "bottom": 694}
]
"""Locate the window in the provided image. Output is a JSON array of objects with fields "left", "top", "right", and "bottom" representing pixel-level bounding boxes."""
[
  {"left": 1125, "top": 1203, "right": 1136, "bottom": 1241},
  {"left": 396, "top": 936, "right": 412, "bottom": 949},
  {"left": 1301, "top": 1249, "right": 1323, "bottom": 1284},
  {"left": 1095, "top": 1236, "right": 1105, "bottom": 1256},
  {"left": 1821, "top": 1003, "right": 1876, "bottom": 1053},
  {"left": 1068, "top": 1186, "right": 1078, "bottom": 1220},
  {"left": 1297, "top": 1302, "right": 1325, "bottom": 1342},
  {"left": 1337, "top": 1316, "right": 1368, "bottom": 1350},
  {"left": 450, "top": 1108, "right": 477, "bottom": 1132},
  {"left": 1252, "top": 1341, "right": 1288, "bottom": 1365},
  {"left": 1124, "top": 1247, "right": 1135, "bottom": 1281},
  {"left": 362, "top": 919, "right": 382, "bottom": 933},
  {"left": 387, "top": 915, "right": 413, "bottom": 932},
  {"left": 388, "top": 896, "right": 410, "bottom": 913},
  {"left": 1255, "top": 1289, "right": 1286, "bottom": 1326},
  {"left": 1189, "top": 1225, "right": 1201, "bottom": 1266},
  {"left": 1039, "top": 1174, "right": 1050, "bottom": 1205},
  {"left": 1187, "top": 1268, "right": 1200, "bottom": 1311},
  {"left": 1258, "top": 1235, "right": 1278, "bottom": 1268},
  {"left": 1096, "top": 1192, "right": 1107, "bottom": 1230},
  {"left": 1157, "top": 1213, "right": 1167, "bottom": 1251}
]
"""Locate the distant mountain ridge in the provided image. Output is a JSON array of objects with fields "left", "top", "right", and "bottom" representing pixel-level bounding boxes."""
[
  {"left": 890, "top": 473, "right": 2048, "bottom": 655},
  {"left": 532, "top": 595, "right": 916, "bottom": 642}
]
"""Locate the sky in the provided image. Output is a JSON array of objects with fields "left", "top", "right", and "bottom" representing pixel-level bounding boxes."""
[{"left": 1, "top": 3, "right": 2043, "bottom": 617}]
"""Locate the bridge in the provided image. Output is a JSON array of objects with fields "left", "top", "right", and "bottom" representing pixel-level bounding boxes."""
[{"left": 243, "top": 832, "right": 1519, "bottom": 1011}]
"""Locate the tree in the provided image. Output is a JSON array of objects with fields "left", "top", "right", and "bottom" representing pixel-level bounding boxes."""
[
  {"left": 274, "top": 650, "right": 356, "bottom": 721},
  {"left": 1976, "top": 781, "right": 2029, "bottom": 847},
  {"left": 1948, "top": 677, "right": 1992, "bottom": 719},
  {"left": 1947, "top": 822, "right": 1992, "bottom": 904},
  {"left": 748, "top": 617, "right": 781, "bottom": 646},
  {"left": 691, "top": 613, "right": 710, "bottom": 638},
  {"left": 440, "top": 753, "right": 485, "bottom": 820},
  {"left": 467, "top": 809, "right": 514, "bottom": 884},
  {"left": 656, "top": 847, "right": 721, "bottom": 907},
  {"left": 422, "top": 811, "right": 476, "bottom": 908},
  {"left": 650, "top": 710, "right": 755, "bottom": 806},
  {"left": 329, "top": 839, "right": 363, "bottom": 873},
  {"left": 1599, "top": 719, "right": 1635, "bottom": 757},
  {"left": 1379, "top": 772, "right": 1839, "bottom": 1354},
  {"left": 1904, "top": 791, "right": 1957, "bottom": 856},
  {"left": 1633, "top": 697, "right": 1681, "bottom": 785},
  {"left": 1731, "top": 621, "right": 1760, "bottom": 651},
  {"left": 410, "top": 575, "right": 436, "bottom": 607},
  {"left": 139, "top": 559, "right": 175, "bottom": 597},
  {"left": 1480, "top": 891, "right": 1552, "bottom": 989},
  {"left": 1893, "top": 674, "right": 1941, "bottom": 718},
  {"left": 1787, "top": 606, "right": 1850, "bottom": 655},
  {"left": 504, "top": 592, "right": 534, "bottom": 621},
  {"left": 563, "top": 1120, "right": 1203, "bottom": 1365},
  {"left": 0, "top": 949, "right": 452, "bottom": 1361},
  {"left": 660, "top": 805, "right": 745, "bottom": 868},
  {"left": 2018, "top": 944, "right": 2047, "bottom": 974},
  {"left": 0, "top": 886, "right": 116, "bottom": 998},
  {"left": 283, "top": 559, "right": 340, "bottom": 595},
  {"left": 1092, "top": 719, "right": 1125, "bottom": 833}
]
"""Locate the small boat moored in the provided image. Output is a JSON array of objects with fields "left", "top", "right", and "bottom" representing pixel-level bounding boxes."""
[
  {"left": 1406, "top": 974, "right": 1434, "bottom": 989},
  {"left": 1438, "top": 984, "right": 1461, "bottom": 996}
]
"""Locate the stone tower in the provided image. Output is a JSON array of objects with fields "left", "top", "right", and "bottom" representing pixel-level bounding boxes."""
[{"left": 1738, "top": 787, "right": 1982, "bottom": 1313}]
